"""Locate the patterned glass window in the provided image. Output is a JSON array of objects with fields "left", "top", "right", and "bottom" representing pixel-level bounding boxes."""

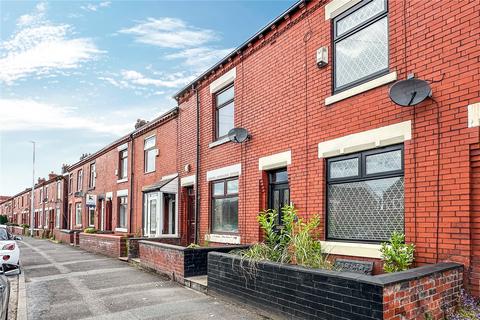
[
  {"left": 333, "top": 0, "right": 388, "bottom": 92},
  {"left": 329, "top": 158, "right": 359, "bottom": 179},
  {"left": 327, "top": 145, "right": 404, "bottom": 242}
]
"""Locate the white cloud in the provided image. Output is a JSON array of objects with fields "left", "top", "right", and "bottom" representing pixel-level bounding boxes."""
[
  {"left": 100, "top": 70, "right": 196, "bottom": 90},
  {"left": 81, "top": 1, "right": 111, "bottom": 12},
  {"left": 119, "top": 17, "right": 218, "bottom": 49},
  {"left": 0, "top": 98, "right": 131, "bottom": 136},
  {"left": 0, "top": 4, "right": 102, "bottom": 85},
  {"left": 165, "top": 47, "right": 233, "bottom": 73}
]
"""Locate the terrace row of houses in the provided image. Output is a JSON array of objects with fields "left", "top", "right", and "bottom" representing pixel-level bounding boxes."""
[{"left": 1, "top": 0, "right": 479, "bottom": 295}]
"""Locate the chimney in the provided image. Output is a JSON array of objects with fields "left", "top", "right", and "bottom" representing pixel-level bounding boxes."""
[
  {"left": 37, "top": 178, "right": 45, "bottom": 184},
  {"left": 48, "top": 172, "right": 57, "bottom": 180},
  {"left": 135, "top": 119, "right": 148, "bottom": 129}
]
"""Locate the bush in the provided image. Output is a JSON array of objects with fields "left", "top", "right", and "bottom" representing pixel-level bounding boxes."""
[
  {"left": 20, "top": 224, "right": 30, "bottom": 229},
  {"left": 233, "top": 205, "right": 332, "bottom": 270},
  {"left": 187, "top": 243, "right": 201, "bottom": 249},
  {"left": 380, "top": 231, "right": 415, "bottom": 273},
  {"left": 447, "top": 289, "right": 480, "bottom": 320},
  {"left": 0, "top": 215, "right": 8, "bottom": 224},
  {"left": 84, "top": 227, "right": 97, "bottom": 234}
]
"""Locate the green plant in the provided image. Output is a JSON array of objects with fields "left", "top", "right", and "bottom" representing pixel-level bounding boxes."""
[
  {"left": 380, "top": 231, "right": 415, "bottom": 273},
  {"left": 0, "top": 215, "right": 8, "bottom": 224},
  {"left": 187, "top": 243, "right": 201, "bottom": 249},
  {"left": 20, "top": 224, "right": 29, "bottom": 229},
  {"left": 84, "top": 227, "right": 97, "bottom": 234},
  {"left": 233, "top": 205, "right": 332, "bottom": 270}
]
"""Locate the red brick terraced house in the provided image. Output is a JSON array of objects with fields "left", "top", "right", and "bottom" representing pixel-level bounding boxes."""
[
  {"left": 0, "top": 198, "right": 13, "bottom": 222},
  {"left": 31, "top": 173, "right": 65, "bottom": 237},
  {"left": 10, "top": 189, "right": 31, "bottom": 226},
  {"left": 172, "top": 0, "right": 480, "bottom": 294},
  {"left": 63, "top": 108, "right": 178, "bottom": 244}
]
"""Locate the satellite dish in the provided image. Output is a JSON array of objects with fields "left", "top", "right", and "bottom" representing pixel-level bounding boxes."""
[
  {"left": 228, "top": 128, "right": 250, "bottom": 143},
  {"left": 389, "top": 78, "right": 432, "bottom": 107}
]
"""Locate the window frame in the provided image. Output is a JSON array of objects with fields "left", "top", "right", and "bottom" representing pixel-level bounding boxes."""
[
  {"left": 57, "top": 181, "right": 62, "bottom": 200},
  {"left": 326, "top": 144, "right": 404, "bottom": 243},
  {"left": 75, "top": 202, "right": 82, "bottom": 226},
  {"left": 210, "top": 177, "right": 239, "bottom": 234},
  {"left": 89, "top": 163, "right": 96, "bottom": 189},
  {"left": 119, "top": 149, "right": 128, "bottom": 179},
  {"left": 332, "top": 0, "right": 389, "bottom": 93},
  {"left": 77, "top": 169, "right": 83, "bottom": 191},
  {"left": 144, "top": 136, "right": 156, "bottom": 173},
  {"left": 118, "top": 196, "right": 127, "bottom": 228},
  {"left": 88, "top": 206, "right": 95, "bottom": 227},
  {"left": 214, "top": 83, "right": 235, "bottom": 140}
]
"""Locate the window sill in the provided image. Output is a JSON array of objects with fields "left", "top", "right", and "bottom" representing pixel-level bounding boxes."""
[
  {"left": 320, "top": 241, "right": 381, "bottom": 259},
  {"left": 325, "top": 71, "right": 397, "bottom": 106},
  {"left": 117, "top": 178, "right": 128, "bottom": 184},
  {"left": 144, "top": 170, "right": 155, "bottom": 175},
  {"left": 209, "top": 136, "right": 230, "bottom": 149},
  {"left": 115, "top": 227, "right": 128, "bottom": 233},
  {"left": 205, "top": 233, "right": 240, "bottom": 244}
]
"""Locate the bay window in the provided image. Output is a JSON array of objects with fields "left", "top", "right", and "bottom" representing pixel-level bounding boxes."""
[
  {"left": 327, "top": 145, "right": 404, "bottom": 242},
  {"left": 211, "top": 178, "right": 238, "bottom": 233}
]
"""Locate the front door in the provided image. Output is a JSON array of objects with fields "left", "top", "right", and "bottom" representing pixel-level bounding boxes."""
[
  {"left": 145, "top": 192, "right": 159, "bottom": 237},
  {"left": 186, "top": 187, "right": 195, "bottom": 244},
  {"left": 105, "top": 200, "right": 112, "bottom": 231},
  {"left": 268, "top": 169, "right": 290, "bottom": 224}
]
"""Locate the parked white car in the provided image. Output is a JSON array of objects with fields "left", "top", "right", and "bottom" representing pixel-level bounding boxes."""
[{"left": 0, "top": 226, "right": 20, "bottom": 271}]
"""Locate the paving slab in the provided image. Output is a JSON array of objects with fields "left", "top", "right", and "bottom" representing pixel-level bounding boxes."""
[{"left": 19, "top": 237, "right": 268, "bottom": 320}]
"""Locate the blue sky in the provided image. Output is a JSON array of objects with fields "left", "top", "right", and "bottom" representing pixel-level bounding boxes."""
[{"left": 0, "top": 0, "right": 294, "bottom": 196}]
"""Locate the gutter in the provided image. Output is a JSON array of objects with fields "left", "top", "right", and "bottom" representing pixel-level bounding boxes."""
[
  {"left": 194, "top": 85, "right": 200, "bottom": 244},
  {"left": 129, "top": 133, "right": 134, "bottom": 234}
]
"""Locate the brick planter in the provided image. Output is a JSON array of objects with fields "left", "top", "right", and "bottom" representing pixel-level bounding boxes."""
[
  {"left": 138, "top": 241, "right": 248, "bottom": 284},
  {"left": 8, "top": 226, "right": 24, "bottom": 236},
  {"left": 208, "top": 252, "right": 463, "bottom": 320},
  {"left": 79, "top": 233, "right": 128, "bottom": 258}
]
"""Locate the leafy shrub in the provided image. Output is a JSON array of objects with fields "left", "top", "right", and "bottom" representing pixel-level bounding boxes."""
[
  {"left": 233, "top": 205, "right": 332, "bottom": 270},
  {"left": 380, "top": 231, "right": 415, "bottom": 273},
  {"left": 447, "top": 289, "right": 480, "bottom": 320},
  {"left": 0, "top": 215, "right": 8, "bottom": 224},
  {"left": 84, "top": 227, "right": 97, "bottom": 234},
  {"left": 187, "top": 243, "right": 201, "bottom": 249},
  {"left": 20, "top": 224, "right": 30, "bottom": 229}
]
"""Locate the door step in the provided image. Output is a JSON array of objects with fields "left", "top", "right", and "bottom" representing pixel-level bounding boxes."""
[{"left": 184, "top": 275, "right": 208, "bottom": 293}]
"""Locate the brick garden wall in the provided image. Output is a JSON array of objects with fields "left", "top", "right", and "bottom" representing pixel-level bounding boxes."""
[
  {"left": 138, "top": 241, "right": 185, "bottom": 283},
  {"left": 208, "top": 252, "right": 463, "bottom": 320},
  {"left": 53, "top": 229, "right": 74, "bottom": 244},
  {"left": 79, "top": 233, "right": 127, "bottom": 258}
]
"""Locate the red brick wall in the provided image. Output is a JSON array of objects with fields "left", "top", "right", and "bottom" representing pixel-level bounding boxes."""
[
  {"left": 79, "top": 233, "right": 127, "bottom": 257},
  {"left": 383, "top": 268, "right": 463, "bottom": 320},
  {"left": 132, "top": 117, "right": 178, "bottom": 236},
  {"left": 470, "top": 145, "right": 480, "bottom": 295},
  {"left": 175, "top": 0, "right": 480, "bottom": 290},
  {"left": 138, "top": 241, "right": 185, "bottom": 284},
  {"left": 53, "top": 229, "right": 74, "bottom": 244}
]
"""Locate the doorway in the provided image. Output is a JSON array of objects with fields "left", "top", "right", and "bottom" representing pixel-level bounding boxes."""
[
  {"left": 268, "top": 168, "right": 290, "bottom": 224},
  {"left": 186, "top": 187, "right": 195, "bottom": 244}
]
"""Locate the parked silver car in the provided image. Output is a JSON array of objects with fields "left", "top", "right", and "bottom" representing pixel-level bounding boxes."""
[{"left": 0, "top": 263, "right": 19, "bottom": 320}]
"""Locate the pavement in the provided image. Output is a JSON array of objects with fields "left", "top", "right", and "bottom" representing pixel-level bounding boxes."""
[{"left": 18, "top": 237, "right": 267, "bottom": 320}]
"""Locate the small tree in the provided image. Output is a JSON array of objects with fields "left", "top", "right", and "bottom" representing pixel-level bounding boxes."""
[{"left": 0, "top": 215, "right": 8, "bottom": 224}]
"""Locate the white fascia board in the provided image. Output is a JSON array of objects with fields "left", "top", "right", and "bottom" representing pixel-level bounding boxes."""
[
  {"left": 206, "top": 164, "right": 241, "bottom": 181},
  {"left": 318, "top": 120, "right": 411, "bottom": 158},
  {"left": 468, "top": 103, "right": 480, "bottom": 128},
  {"left": 116, "top": 189, "right": 128, "bottom": 197},
  {"left": 320, "top": 241, "right": 381, "bottom": 259},
  {"left": 180, "top": 175, "right": 195, "bottom": 187},
  {"left": 325, "top": 72, "right": 397, "bottom": 105},
  {"left": 324, "top": 0, "right": 362, "bottom": 20},
  {"left": 258, "top": 150, "right": 292, "bottom": 171},
  {"left": 209, "top": 68, "right": 236, "bottom": 94}
]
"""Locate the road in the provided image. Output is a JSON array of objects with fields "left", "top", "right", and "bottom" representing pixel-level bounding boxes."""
[{"left": 19, "top": 237, "right": 265, "bottom": 320}]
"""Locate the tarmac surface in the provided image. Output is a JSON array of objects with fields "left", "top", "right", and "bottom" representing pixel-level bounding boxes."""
[{"left": 19, "top": 237, "right": 266, "bottom": 320}]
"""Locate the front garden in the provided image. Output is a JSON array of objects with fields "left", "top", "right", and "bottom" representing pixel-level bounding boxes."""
[{"left": 205, "top": 206, "right": 468, "bottom": 320}]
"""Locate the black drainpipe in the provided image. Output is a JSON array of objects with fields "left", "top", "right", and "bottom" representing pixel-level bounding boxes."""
[
  {"left": 194, "top": 85, "right": 200, "bottom": 244},
  {"left": 129, "top": 133, "right": 135, "bottom": 234}
]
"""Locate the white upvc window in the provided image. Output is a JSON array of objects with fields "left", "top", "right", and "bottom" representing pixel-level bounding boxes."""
[
  {"left": 144, "top": 136, "right": 156, "bottom": 173},
  {"left": 57, "top": 181, "right": 61, "bottom": 200},
  {"left": 55, "top": 208, "right": 61, "bottom": 229},
  {"left": 89, "top": 163, "right": 96, "bottom": 188},
  {"left": 75, "top": 203, "right": 82, "bottom": 226},
  {"left": 88, "top": 207, "right": 95, "bottom": 227}
]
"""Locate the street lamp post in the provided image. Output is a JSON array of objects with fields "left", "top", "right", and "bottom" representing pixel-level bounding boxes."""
[{"left": 30, "top": 141, "right": 35, "bottom": 237}]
